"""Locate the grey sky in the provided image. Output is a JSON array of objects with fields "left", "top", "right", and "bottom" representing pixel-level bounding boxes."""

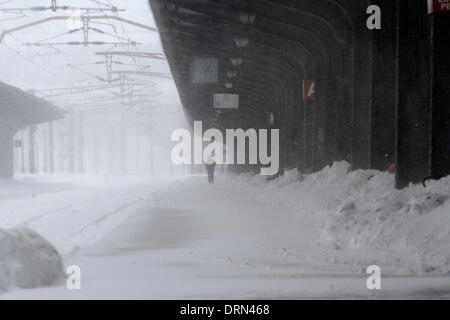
[{"left": 0, "top": 0, "right": 179, "bottom": 105}]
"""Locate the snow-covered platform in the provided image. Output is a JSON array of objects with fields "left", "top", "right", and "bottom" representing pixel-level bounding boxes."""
[{"left": 1, "top": 165, "right": 450, "bottom": 299}]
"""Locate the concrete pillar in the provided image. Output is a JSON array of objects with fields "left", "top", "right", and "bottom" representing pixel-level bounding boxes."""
[
  {"left": 313, "top": 76, "right": 327, "bottom": 170},
  {"left": 78, "top": 110, "right": 84, "bottom": 173},
  {"left": 336, "top": 82, "right": 353, "bottom": 164},
  {"left": 430, "top": 13, "right": 450, "bottom": 179},
  {"left": 352, "top": 2, "right": 373, "bottom": 170},
  {"left": 28, "top": 126, "right": 37, "bottom": 174},
  {"left": 48, "top": 122, "right": 54, "bottom": 174},
  {"left": 303, "top": 99, "right": 314, "bottom": 171},
  {"left": 43, "top": 128, "right": 48, "bottom": 173},
  {"left": 324, "top": 65, "right": 339, "bottom": 167},
  {"left": 0, "top": 125, "right": 14, "bottom": 179},
  {"left": 59, "top": 123, "right": 65, "bottom": 172},
  {"left": 121, "top": 106, "right": 127, "bottom": 176},
  {"left": 20, "top": 129, "right": 26, "bottom": 174},
  {"left": 335, "top": 43, "right": 353, "bottom": 165},
  {"left": 396, "top": 0, "right": 432, "bottom": 188},
  {"left": 69, "top": 107, "right": 75, "bottom": 173},
  {"left": 370, "top": 0, "right": 397, "bottom": 171}
]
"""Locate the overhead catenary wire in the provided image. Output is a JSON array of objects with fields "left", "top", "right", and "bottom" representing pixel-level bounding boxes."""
[{"left": 0, "top": 0, "right": 164, "bottom": 112}]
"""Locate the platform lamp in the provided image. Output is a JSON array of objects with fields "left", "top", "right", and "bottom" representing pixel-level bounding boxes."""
[
  {"left": 235, "top": 37, "right": 249, "bottom": 51},
  {"left": 230, "top": 57, "right": 243, "bottom": 68},
  {"left": 224, "top": 82, "right": 234, "bottom": 89},
  {"left": 239, "top": 12, "right": 256, "bottom": 29},
  {"left": 227, "top": 71, "right": 238, "bottom": 79}
]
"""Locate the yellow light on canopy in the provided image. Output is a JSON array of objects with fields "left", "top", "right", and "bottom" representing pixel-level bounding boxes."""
[
  {"left": 227, "top": 71, "right": 238, "bottom": 79},
  {"left": 235, "top": 37, "right": 249, "bottom": 49},
  {"left": 224, "top": 82, "right": 234, "bottom": 89},
  {"left": 239, "top": 12, "right": 256, "bottom": 25},
  {"left": 231, "top": 57, "right": 243, "bottom": 67}
]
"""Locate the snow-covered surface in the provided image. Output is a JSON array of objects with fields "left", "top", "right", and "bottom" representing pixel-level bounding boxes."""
[
  {"left": 0, "top": 174, "right": 185, "bottom": 296},
  {"left": 0, "top": 174, "right": 185, "bottom": 254},
  {"left": 0, "top": 227, "right": 64, "bottom": 293},
  {"left": 231, "top": 161, "right": 450, "bottom": 275},
  {"left": 1, "top": 166, "right": 449, "bottom": 299}
]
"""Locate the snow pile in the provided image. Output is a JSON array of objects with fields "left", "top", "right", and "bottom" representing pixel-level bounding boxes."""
[
  {"left": 227, "top": 161, "right": 450, "bottom": 274},
  {"left": 0, "top": 227, "right": 64, "bottom": 293}
]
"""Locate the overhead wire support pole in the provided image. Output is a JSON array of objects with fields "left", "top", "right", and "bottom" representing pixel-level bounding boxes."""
[
  {"left": 120, "top": 77, "right": 126, "bottom": 176},
  {"left": 84, "top": 17, "right": 89, "bottom": 46},
  {"left": 106, "top": 54, "right": 113, "bottom": 83}
]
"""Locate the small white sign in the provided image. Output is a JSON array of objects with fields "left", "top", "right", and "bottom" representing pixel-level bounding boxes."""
[{"left": 213, "top": 93, "right": 239, "bottom": 109}]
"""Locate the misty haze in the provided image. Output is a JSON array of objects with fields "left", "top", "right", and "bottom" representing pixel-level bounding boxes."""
[{"left": 0, "top": 0, "right": 449, "bottom": 302}]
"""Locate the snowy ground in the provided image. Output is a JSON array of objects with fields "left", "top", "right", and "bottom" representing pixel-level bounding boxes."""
[{"left": 1, "top": 165, "right": 450, "bottom": 299}]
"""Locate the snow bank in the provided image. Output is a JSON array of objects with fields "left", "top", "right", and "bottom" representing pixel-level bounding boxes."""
[
  {"left": 0, "top": 227, "right": 64, "bottom": 293},
  {"left": 227, "top": 161, "right": 450, "bottom": 274}
]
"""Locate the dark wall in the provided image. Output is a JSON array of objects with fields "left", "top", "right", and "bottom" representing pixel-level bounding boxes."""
[
  {"left": 396, "top": 0, "right": 432, "bottom": 188},
  {"left": 431, "top": 13, "right": 450, "bottom": 180},
  {"left": 151, "top": 0, "right": 449, "bottom": 187}
]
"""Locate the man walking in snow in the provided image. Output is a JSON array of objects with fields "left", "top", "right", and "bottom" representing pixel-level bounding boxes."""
[{"left": 205, "top": 157, "right": 216, "bottom": 184}]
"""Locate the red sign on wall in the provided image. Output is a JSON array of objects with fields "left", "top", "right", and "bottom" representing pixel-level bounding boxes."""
[
  {"left": 268, "top": 112, "right": 274, "bottom": 126},
  {"left": 428, "top": 0, "right": 450, "bottom": 14},
  {"left": 303, "top": 80, "right": 316, "bottom": 100}
]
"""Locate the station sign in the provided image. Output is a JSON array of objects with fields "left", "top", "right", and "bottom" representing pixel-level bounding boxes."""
[
  {"left": 213, "top": 93, "right": 239, "bottom": 109},
  {"left": 428, "top": 0, "right": 450, "bottom": 13},
  {"left": 303, "top": 80, "right": 316, "bottom": 100}
]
